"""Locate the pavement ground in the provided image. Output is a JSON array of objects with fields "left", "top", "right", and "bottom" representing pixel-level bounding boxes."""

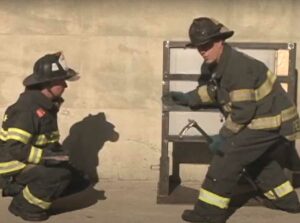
[{"left": 1, "top": 181, "right": 300, "bottom": 223}]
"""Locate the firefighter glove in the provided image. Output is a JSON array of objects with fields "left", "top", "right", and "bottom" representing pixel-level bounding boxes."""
[{"left": 163, "top": 91, "right": 190, "bottom": 106}]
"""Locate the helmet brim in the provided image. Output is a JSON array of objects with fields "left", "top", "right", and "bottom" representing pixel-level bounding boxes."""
[
  {"left": 186, "top": 31, "right": 234, "bottom": 48},
  {"left": 23, "top": 68, "right": 79, "bottom": 87}
]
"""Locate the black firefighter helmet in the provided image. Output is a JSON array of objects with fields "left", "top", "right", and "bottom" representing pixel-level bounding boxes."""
[
  {"left": 186, "top": 17, "right": 234, "bottom": 47},
  {"left": 23, "top": 52, "right": 79, "bottom": 87}
]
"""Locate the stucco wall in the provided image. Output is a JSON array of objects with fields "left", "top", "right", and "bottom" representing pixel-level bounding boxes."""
[{"left": 0, "top": 0, "right": 299, "bottom": 181}]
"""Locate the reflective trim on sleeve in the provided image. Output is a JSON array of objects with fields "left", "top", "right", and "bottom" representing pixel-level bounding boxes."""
[
  {"left": 28, "top": 146, "right": 43, "bottom": 164},
  {"left": 264, "top": 181, "right": 294, "bottom": 200},
  {"left": 224, "top": 115, "right": 244, "bottom": 133},
  {"left": 197, "top": 85, "right": 214, "bottom": 103},
  {"left": 23, "top": 186, "right": 51, "bottom": 210},
  {"left": 0, "top": 128, "right": 32, "bottom": 144},
  {"left": 229, "top": 70, "right": 276, "bottom": 103},
  {"left": 0, "top": 129, "right": 60, "bottom": 146},
  {"left": 35, "top": 131, "right": 60, "bottom": 146},
  {"left": 0, "top": 128, "right": 6, "bottom": 141},
  {"left": 281, "top": 106, "right": 298, "bottom": 122},
  {"left": 198, "top": 188, "right": 230, "bottom": 209},
  {"left": 0, "top": 160, "right": 26, "bottom": 174},
  {"left": 256, "top": 70, "right": 277, "bottom": 101}
]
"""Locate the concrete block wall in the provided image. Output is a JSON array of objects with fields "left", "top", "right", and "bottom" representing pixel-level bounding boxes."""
[{"left": 0, "top": 0, "right": 299, "bottom": 181}]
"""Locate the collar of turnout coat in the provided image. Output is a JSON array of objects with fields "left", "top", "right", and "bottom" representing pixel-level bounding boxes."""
[{"left": 21, "top": 90, "right": 58, "bottom": 112}]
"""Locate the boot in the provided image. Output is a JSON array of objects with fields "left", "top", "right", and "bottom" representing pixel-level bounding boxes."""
[
  {"left": 182, "top": 209, "right": 226, "bottom": 223},
  {"left": 8, "top": 194, "right": 49, "bottom": 221},
  {"left": 261, "top": 191, "right": 300, "bottom": 213},
  {"left": 182, "top": 200, "right": 226, "bottom": 223}
]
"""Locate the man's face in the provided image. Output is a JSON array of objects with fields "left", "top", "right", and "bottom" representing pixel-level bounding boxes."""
[
  {"left": 48, "top": 79, "right": 68, "bottom": 97},
  {"left": 197, "top": 40, "right": 224, "bottom": 64}
]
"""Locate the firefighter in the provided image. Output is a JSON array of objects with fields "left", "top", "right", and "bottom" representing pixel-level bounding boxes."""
[
  {"left": 165, "top": 17, "right": 300, "bottom": 223},
  {"left": 0, "top": 52, "right": 88, "bottom": 221}
]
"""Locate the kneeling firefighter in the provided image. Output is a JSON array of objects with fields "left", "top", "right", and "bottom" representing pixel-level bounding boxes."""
[
  {"left": 0, "top": 52, "right": 90, "bottom": 221},
  {"left": 164, "top": 17, "right": 300, "bottom": 223}
]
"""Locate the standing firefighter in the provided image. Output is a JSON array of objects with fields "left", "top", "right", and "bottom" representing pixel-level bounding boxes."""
[
  {"left": 166, "top": 17, "right": 300, "bottom": 223},
  {"left": 0, "top": 52, "right": 88, "bottom": 221}
]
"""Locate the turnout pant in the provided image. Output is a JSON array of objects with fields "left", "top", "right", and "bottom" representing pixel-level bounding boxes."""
[
  {"left": 196, "top": 128, "right": 300, "bottom": 220},
  {"left": 11, "top": 164, "right": 72, "bottom": 213}
]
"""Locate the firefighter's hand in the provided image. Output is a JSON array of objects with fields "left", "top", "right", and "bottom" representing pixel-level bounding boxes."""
[
  {"left": 209, "top": 135, "right": 224, "bottom": 156},
  {"left": 162, "top": 91, "right": 189, "bottom": 106}
]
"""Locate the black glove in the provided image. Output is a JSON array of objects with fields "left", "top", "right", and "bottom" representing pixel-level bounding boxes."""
[{"left": 162, "top": 91, "right": 189, "bottom": 106}]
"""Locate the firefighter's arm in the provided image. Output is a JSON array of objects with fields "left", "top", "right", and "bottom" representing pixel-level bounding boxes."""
[
  {"left": 163, "top": 63, "right": 217, "bottom": 108},
  {"left": 163, "top": 83, "right": 217, "bottom": 108},
  {"left": 1, "top": 110, "right": 36, "bottom": 162},
  {"left": 1, "top": 110, "right": 66, "bottom": 165}
]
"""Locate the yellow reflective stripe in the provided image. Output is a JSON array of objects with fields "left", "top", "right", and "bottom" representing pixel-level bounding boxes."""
[
  {"left": 224, "top": 106, "right": 298, "bottom": 132},
  {"left": 264, "top": 191, "right": 276, "bottom": 200},
  {"left": 229, "top": 89, "right": 255, "bottom": 102},
  {"left": 285, "top": 132, "right": 300, "bottom": 141},
  {"left": 199, "top": 188, "right": 230, "bottom": 209},
  {"left": 229, "top": 70, "right": 276, "bottom": 103},
  {"left": 35, "top": 134, "right": 46, "bottom": 145},
  {"left": 28, "top": 146, "right": 43, "bottom": 164},
  {"left": 0, "top": 128, "right": 32, "bottom": 144},
  {"left": 248, "top": 114, "right": 281, "bottom": 129},
  {"left": 264, "top": 181, "right": 294, "bottom": 200},
  {"left": 23, "top": 186, "right": 51, "bottom": 210},
  {"left": 222, "top": 102, "right": 232, "bottom": 113},
  {"left": 248, "top": 106, "right": 298, "bottom": 130},
  {"left": 3, "top": 114, "right": 8, "bottom": 122},
  {"left": 256, "top": 70, "right": 277, "bottom": 100},
  {"left": 0, "top": 128, "right": 7, "bottom": 141},
  {"left": 0, "top": 160, "right": 26, "bottom": 174},
  {"left": 0, "top": 128, "right": 60, "bottom": 146},
  {"left": 35, "top": 131, "right": 60, "bottom": 146},
  {"left": 8, "top": 128, "right": 31, "bottom": 143},
  {"left": 224, "top": 115, "right": 244, "bottom": 133},
  {"left": 198, "top": 85, "right": 213, "bottom": 103},
  {"left": 281, "top": 106, "right": 298, "bottom": 122}
]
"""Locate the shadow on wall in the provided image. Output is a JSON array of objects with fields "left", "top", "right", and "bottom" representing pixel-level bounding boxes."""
[
  {"left": 51, "top": 112, "right": 119, "bottom": 214},
  {"left": 63, "top": 112, "right": 119, "bottom": 182}
]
